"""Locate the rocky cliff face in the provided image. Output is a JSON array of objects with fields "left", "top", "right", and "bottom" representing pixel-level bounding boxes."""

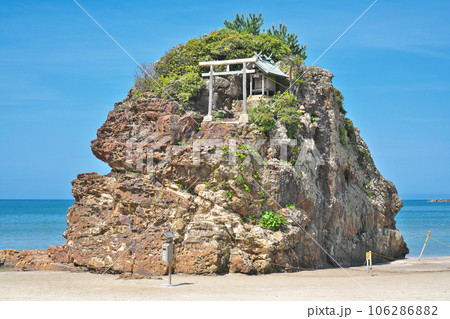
[{"left": 2, "top": 66, "right": 408, "bottom": 274}]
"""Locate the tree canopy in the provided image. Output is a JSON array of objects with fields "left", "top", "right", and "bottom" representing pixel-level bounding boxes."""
[
  {"left": 135, "top": 12, "right": 307, "bottom": 106},
  {"left": 223, "top": 12, "right": 264, "bottom": 35},
  {"left": 267, "top": 23, "right": 306, "bottom": 58}
]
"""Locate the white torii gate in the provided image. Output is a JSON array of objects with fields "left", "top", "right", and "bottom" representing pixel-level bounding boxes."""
[{"left": 199, "top": 57, "right": 258, "bottom": 123}]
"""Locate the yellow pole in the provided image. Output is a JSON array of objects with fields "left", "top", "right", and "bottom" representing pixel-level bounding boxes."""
[
  {"left": 369, "top": 250, "right": 373, "bottom": 276},
  {"left": 366, "top": 252, "right": 370, "bottom": 273},
  {"left": 418, "top": 231, "right": 431, "bottom": 261}
]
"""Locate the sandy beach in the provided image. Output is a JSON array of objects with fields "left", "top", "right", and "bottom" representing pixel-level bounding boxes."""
[{"left": 0, "top": 257, "right": 449, "bottom": 301}]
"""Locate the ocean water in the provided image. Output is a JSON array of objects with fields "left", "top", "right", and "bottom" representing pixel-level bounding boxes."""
[
  {"left": 396, "top": 200, "right": 450, "bottom": 257},
  {"left": 0, "top": 199, "right": 448, "bottom": 257},
  {"left": 0, "top": 200, "right": 72, "bottom": 251}
]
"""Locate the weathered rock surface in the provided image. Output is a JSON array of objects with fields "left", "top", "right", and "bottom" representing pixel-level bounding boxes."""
[
  {"left": 2, "top": 66, "right": 408, "bottom": 274},
  {"left": 0, "top": 249, "right": 20, "bottom": 267}
]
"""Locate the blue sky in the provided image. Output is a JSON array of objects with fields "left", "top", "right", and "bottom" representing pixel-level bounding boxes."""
[{"left": 0, "top": 0, "right": 449, "bottom": 199}]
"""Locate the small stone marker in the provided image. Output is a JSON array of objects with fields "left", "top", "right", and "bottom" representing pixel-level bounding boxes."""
[{"left": 161, "top": 231, "right": 175, "bottom": 287}]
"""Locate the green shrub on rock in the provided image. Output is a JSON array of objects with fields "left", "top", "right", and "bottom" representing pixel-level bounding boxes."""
[
  {"left": 259, "top": 210, "right": 287, "bottom": 231},
  {"left": 359, "top": 148, "right": 369, "bottom": 160},
  {"left": 345, "top": 119, "right": 354, "bottom": 134},
  {"left": 275, "top": 92, "right": 302, "bottom": 137},
  {"left": 147, "top": 71, "right": 204, "bottom": 105},
  {"left": 334, "top": 88, "right": 346, "bottom": 115},
  {"left": 249, "top": 92, "right": 301, "bottom": 137},
  {"left": 248, "top": 101, "right": 276, "bottom": 131}
]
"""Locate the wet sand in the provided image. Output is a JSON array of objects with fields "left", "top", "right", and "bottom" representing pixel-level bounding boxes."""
[{"left": 0, "top": 257, "right": 449, "bottom": 301}]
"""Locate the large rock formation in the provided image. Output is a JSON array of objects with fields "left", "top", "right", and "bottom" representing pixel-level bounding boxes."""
[{"left": 2, "top": 66, "right": 408, "bottom": 274}]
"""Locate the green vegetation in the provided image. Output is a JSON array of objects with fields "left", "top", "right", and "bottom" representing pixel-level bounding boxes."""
[
  {"left": 242, "top": 213, "right": 257, "bottom": 224},
  {"left": 359, "top": 148, "right": 369, "bottom": 160},
  {"left": 285, "top": 204, "right": 296, "bottom": 209},
  {"left": 226, "top": 189, "right": 233, "bottom": 198},
  {"left": 280, "top": 159, "right": 292, "bottom": 165},
  {"left": 123, "top": 170, "right": 141, "bottom": 177},
  {"left": 132, "top": 90, "right": 142, "bottom": 98},
  {"left": 248, "top": 100, "right": 276, "bottom": 130},
  {"left": 143, "top": 68, "right": 204, "bottom": 106},
  {"left": 135, "top": 12, "right": 307, "bottom": 107},
  {"left": 248, "top": 92, "right": 301, "bottom": 137},
  {"left": 334, "top": 88, "right": 346, "bottom": 115},
  {"left": 339, "top": 118, "right": 356, "bottom": 148},
  {"left": 362, "top": 181, "right": 373, "bottom": 199},
  {"left": 259, "top": 210, "right": 286, "bottom": 231},
  {"left": 345, "top": 119, "right": 354, "bottom": 134},
  {"left": 177, "top": 141, "right": 187, "bottom": 146},
  {"left": 267, "top": 23, "right": 306, "bottom": 59},
  {"left": 235, "top": 150, "right": 246, "bottom": 160},
  {"left": 311, "top": 115, "right": 317, "bottom": 122},
  {"left": 175, "top": 183, "right": 188, "bottom": 190},
  {"left": 142, "top": 29, "right": 292, "bottom": 105},
  {"left": 223, "top": 12, "right": 264, "bottom": 35},
  {"left": 285, "top": 56, "right": 306, "bottom": 96},
  {"left": 222, "top": 145, "right": 230, "bottom": 154},
  {"left": 237, "top": 144, "right": 251, "bottom": 151}
]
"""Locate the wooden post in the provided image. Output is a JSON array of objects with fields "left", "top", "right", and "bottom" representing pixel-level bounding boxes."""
[
  {"left": 419, "top": 231, "right": 431, "bottom": 261},
  {"left": 209, "top": 65, "right": 213, "bottom": 115},
  {"left": 262, "top": 75, "right": 265, "bottom": 96},
  {"left": 168, "top": 255, "right": 172, "bottom": 285},
  {"left": 366, "top": 251, "right": 372, "bottom": 275},
  {"left": 366, "top": 252, "right": 370, "bottom": 273},
  {"left": 239, "top": 63, "right": 250, "bottom": 124},
  {"left": 242, "top": 63, "right": 247, "bottom": 114},
  {"left": 204, "top": 65, "right": 214, "bottom": 122}
]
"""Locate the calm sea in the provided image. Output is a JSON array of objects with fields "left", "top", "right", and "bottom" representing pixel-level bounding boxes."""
[
  {"left": 0, "top": 200, "right": 72, "bottom": 251},
  {"left": 0, "top": 199, "right": 448, "bottom": 257},
  {"left": 396, "top": 200, "right": 450, "bottom": 257}
]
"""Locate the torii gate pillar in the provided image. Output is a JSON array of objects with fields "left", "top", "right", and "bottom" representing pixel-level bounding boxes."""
[
  {"left": 239, "top": 63, "right": 250, "bottom": 124},
  {"left": 203, "top": 65, "right": 214, "bottom": 122},
  {"left": 199, "top": 57, "right": 258, "bottom": 123}
]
